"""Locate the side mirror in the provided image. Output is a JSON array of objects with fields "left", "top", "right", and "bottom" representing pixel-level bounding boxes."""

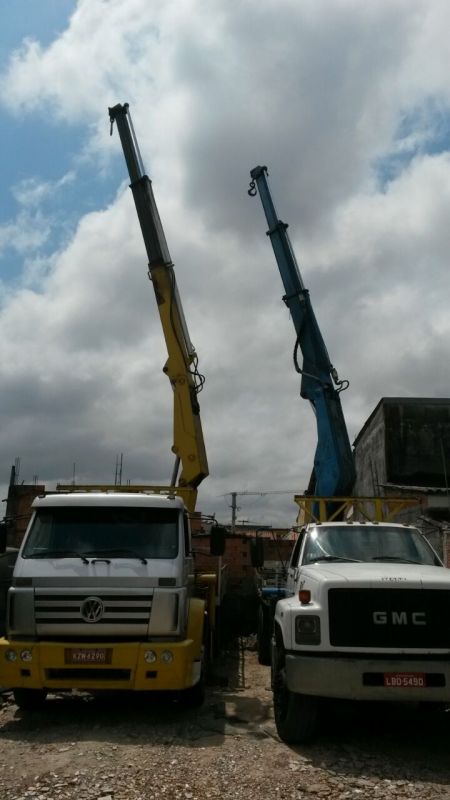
[
  {"left": 250, "top": 537, "right": 264, "bottom": 568},
  {"left": 210, "top": 525, "right": 226, "bottom": 557},
  {"left": 0, "top": 522, "right": 7, "bottom": 554}
]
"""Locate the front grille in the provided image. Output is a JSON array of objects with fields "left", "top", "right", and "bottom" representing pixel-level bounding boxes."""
[
  {"left": 328, "top": 588, "right": 450, "bottom": 648},
  {"left": 34, "top": 589, "right": 153, "bottom": 636},
  {"left": 46, "top": 668, "right": 131, "bottom": 681}
]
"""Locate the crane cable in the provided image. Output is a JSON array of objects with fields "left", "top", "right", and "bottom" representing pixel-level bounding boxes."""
[
  {"left": 167, "top": 267, "right": 205, "bottom": 395},
  {"left": 293, "top": 336, "right": 349, "bottom": 393}
]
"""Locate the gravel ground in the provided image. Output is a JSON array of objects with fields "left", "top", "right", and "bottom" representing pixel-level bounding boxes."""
[{"left": 1, "top": 640, "right": 450, "bottom": 799}]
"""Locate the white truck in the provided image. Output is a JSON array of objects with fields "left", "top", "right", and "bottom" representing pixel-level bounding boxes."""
[
  {"left": 1, "top": 490, "right": 224, "bottom": 709},
  {"left": 272, "top": 517, "right": 450, "bottom": 743}
]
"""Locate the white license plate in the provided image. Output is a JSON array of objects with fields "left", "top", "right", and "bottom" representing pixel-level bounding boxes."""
[{"left": 383, "top": 672, "right": 426, "bottom": 688}]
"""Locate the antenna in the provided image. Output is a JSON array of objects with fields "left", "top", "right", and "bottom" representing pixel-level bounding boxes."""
[{"left": 115, "top": 453, "right": 123, "bottom": 486}]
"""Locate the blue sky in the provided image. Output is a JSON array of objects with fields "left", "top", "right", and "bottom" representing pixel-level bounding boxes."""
[
  {"left": 0, "top": 2, "right": 122, "bottom": 285},
  {"left": 0, "top": 1, "right": 80, "bottom": 218},
  {"left": 0, "top": 0, "right": 448, "bottom": 527},
  {"left": 375, "top": 99, "right": 450, "bottom": 189},
  {"left": 0, "top": 1, "right": 74, "bottom": 69}
]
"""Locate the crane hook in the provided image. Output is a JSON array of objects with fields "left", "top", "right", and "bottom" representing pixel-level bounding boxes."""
[{"left": 248, "top": 179, "right": 257, "bottom": 197}]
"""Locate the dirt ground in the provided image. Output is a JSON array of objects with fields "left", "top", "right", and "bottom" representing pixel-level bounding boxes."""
[{"left": 1, "top": 640, "right": 450, "bottom": 800}]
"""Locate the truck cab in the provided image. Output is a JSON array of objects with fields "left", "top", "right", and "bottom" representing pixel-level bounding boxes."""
[
  {"left": 1, "top": 491, "right": 222, "bottom": 709},
  {"left": 272, "top": 520, "right": 450, "bottom": 743}
]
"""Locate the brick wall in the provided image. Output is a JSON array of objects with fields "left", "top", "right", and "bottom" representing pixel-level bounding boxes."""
[
  {"left": 193, "top": 527, "right": 294, "bottom": 587},
  {"left": 5, "top": 484, "right": 45, "bottom": 547}
]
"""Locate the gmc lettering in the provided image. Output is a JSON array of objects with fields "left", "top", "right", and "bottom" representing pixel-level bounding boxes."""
[{"left": 373, "top": 611, "right": 427, "bottom": 625}]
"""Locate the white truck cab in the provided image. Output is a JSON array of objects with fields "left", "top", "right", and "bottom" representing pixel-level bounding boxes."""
[{"left": 272, "top": 520, "right": 450, "bottom": 743}]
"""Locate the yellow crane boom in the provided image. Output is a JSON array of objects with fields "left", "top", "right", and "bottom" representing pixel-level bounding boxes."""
[{"left": 109, "top": 103, "right": 208, "bottom": 511}]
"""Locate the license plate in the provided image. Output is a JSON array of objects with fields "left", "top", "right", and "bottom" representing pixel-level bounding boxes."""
[
  {"left": 383, "top": 672, "right": 426, "bottom": 688},
  {"left": 64, "top": 648, "right": 112, "bottom": 665}
]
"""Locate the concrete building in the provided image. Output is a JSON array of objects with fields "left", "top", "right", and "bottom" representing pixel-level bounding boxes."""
[{"left": 353, "top": 397, "right": 450, "bottom": 563}]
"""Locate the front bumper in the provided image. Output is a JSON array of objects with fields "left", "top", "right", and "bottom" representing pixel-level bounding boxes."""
[
  {"left": 285, "top": 653, "right": 450, "bottom": 702},
  {"left": 0, "top": 638, "right": 201, "bottom": 692}
]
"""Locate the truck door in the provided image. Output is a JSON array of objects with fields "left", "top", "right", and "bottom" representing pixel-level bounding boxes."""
[{"left": 286, "top": 531, "right": 305, "bottom": 595}]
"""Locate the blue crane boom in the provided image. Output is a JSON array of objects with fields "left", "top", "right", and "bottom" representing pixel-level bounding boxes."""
[{"left": 248, "top": 165, "right": 355, "bottom": 497}]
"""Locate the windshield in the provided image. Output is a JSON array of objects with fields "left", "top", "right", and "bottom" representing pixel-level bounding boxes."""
[
  {"left": 302, "top": 525, "right": 441, "bottom": 567},
  {"left": 22, "top": 506, "right": 180, "bottom": 560}
]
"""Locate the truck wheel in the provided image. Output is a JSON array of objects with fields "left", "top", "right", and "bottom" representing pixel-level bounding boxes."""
[
  {"left": 257, "top": 606, "right": 272, "bottom": 666},
  {"left": 179, "top": 618, "right": 210, "bottom": 709},
  {"left": 13, "top": 688, "right": 47, "bottom": 711},
  {"left": 179, "top": 647, "right": 206, "bottom": 709},
  {"left": 273, "top": 651, "right": 318, "bottom": 744},
  {"left": 179, "top": 673, "right": 205, "bottom": 708}
]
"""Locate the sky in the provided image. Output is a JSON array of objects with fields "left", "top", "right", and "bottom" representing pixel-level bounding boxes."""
[{"left": 0, "top": 0, "right": 449, "bottom": 528}]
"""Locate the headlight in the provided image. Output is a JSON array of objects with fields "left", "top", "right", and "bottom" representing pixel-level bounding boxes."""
[
  {"left": 161, "top": 650, "right": 173, "bottom": 664},
  {"left": 144, "top": 650, "right": 157, "bottom": 663},
  {"left": 20, "top": 649, "right": 33, "bottom": 662},
  {"left": 295, "top": 615, "right": 321, "bottom": 645},
  {"left": 5, "top": 649, "right": 17, "bottom": 662}
]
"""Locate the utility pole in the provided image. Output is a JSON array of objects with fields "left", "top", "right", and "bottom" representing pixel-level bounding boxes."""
[
  {"left": 230, "top": 492, "right": 239, "bottom": 535},
  {"left": 114, "top": 453, "right": 123, "bottom": 486},
  {"left": 227, "top": 490, "right": 296, "bottom": 534}
]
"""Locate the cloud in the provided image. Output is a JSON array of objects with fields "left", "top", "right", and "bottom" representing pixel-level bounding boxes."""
[
  {"left": 11, "top": 172, "right": 75, "bottom": 208},
  {"left": 0, "top": 0, "right": 449, "bottom": 526},
  {"left": 0, "top": 171, "right": 76, "bottom": 269},
  {"left": 0, "top": 210, "right": 51, "bottom": 258}
]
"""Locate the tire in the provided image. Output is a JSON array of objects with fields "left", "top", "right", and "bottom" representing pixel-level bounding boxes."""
[
  {"left": 13, "top": 688, "right": 47, "bottom": 711},
  {"left": 179, "top": 618, "right": 210, "bottom": 709},
  {"left": 179, "top": 645, "right": 206, "bottom": 708},
  {"left": 179, "top": 672, "right": 206, "bottom": 708},
  {"left": 257, "top": 605, "right": 272, "bottom": 666},
  {"left": 272, "top": 647, "right": 318, "bottom": 744}
]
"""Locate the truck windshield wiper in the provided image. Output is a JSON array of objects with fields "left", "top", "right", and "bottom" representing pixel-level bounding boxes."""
[
  {"left": 370, "top": 556, "right": 421, "bottom": 564},
  {"left": 26, "top": 549, "right": 90, "bottom": 564},
  {"left": 83, "top": 548, "right": 148, "bottom": 565},
  {"left": 309, "top": 556, "right": 363, "bottom": 563}
]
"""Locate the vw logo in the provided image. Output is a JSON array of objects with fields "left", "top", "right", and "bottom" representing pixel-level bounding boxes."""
[{"left": 81, "top": 596, "right": 104, "bottom": 623}]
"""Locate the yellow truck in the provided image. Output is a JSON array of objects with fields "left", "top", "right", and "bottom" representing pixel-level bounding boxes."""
[
  {"left": 0, "top": 104, "right": 224, "bottom": 709},
  {"left": 1, "top": 489, "right": 224, "bottom": 709}
]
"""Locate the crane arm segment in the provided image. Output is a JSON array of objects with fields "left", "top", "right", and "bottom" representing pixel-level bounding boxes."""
[
  {"left": 249, "top": 166, "right": 355, "bottom": 497},
  {"left": 109, "top": 103, "right": 208, "bottom": 508}
]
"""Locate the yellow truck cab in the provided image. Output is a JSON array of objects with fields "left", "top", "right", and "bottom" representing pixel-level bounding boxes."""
[{"left": 1, "top": 490, "right": 220, "bottom": 710}]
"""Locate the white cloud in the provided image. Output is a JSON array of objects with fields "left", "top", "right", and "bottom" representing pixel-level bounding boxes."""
[
  {"left": 12, "top": 172, "right": 75, "bottom": 208},
  {"left": 0, "top": 210, "right": 51, "bottom": 257},
  {"left": 0, "top": 171, "right": 76, "bottom": 264},
  {"left": 0, "top": 0, "right": 449, "bottom": 526}
]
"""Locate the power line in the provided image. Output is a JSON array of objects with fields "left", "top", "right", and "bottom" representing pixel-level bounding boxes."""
[{"left": 224, "top": 490, "right": 297, "bottom": 532}]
